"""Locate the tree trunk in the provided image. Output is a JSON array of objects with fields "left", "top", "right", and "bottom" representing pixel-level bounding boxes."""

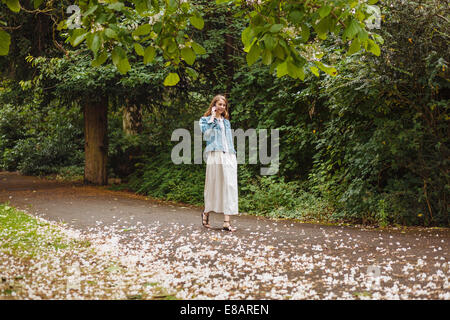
[
  {"left": 224, "top": 9, "right": 235, "bottom": 121},
  {"left": 224, "top": 32, "right": 234, "bottom": 95},
  {"left": 122, "top": 101, "right": 143, "bottom": 135},
  {"left": 83, "top": 97, "right": 108, "bottom": 185}
]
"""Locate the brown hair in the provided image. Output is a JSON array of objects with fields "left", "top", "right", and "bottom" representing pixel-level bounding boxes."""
[{"left": 203, "top": 94, "right": 230, "bottom": 119}]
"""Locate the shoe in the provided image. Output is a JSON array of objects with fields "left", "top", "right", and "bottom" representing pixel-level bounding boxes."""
[
  {"left": 222, "top": 221, "right": 237, "bottom": 232},
  {"left": 202, "top": 212, "right": 211, "bottom": 228}
]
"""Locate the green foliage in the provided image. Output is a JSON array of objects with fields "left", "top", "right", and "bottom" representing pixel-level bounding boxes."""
[
  {"left": 127, "top": 149, "right": 205, "bottom": 205},
  {"left": 238, "top": 0, "right": 381, "bottom": 80},
  {"left": 62, "top": 0, "right": 209, "bottom": 77},
  {"left": 305, "top": 0, "right": 449, "bottom": 226},
  {"left": 238, "top": 174, "right": 300, "bottom": 215},
  {"left": 107, "top": 108, "right": 146, "bottom": 179},
  {"left": 0, "top": 102, "right": 84, "bottom": 175},
  {"left": 0, "top": 30, "right": 11, "bottom": 55},
  {"left": 0, "top": 0, "right": 447, "bottom": 228},
  {"left": 2, "top": 0, "right": 382, "bottom": 80},
  {"left": 226, "top": 0, "right": 448, "bottom": 226},
  {"left": 55, "top": 165, "right": 84, "bottom": 181}
]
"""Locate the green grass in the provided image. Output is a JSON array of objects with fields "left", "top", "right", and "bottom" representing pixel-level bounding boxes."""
[
  {"left": 0, "top": 202, "right": 77, "bottom": 259},
  {"left": 0, "top": 202, "right": 180, "bottom": 300}
]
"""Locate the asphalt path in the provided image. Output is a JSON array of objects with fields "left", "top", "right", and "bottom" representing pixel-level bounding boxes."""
[{"left": 0, "top": 171, "right": 448, "bottom": 299}]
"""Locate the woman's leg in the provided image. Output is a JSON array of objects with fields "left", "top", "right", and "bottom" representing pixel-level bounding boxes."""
[
  {"left": 202, "top": 211, "right": 211, "bottom": 228},
  {"left": 223, "top": 214, "right": 237, "bottom": 232}
]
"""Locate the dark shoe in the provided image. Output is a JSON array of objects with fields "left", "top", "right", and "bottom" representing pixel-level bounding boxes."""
[
  {"left": 222, "top": 221, "right": 237, "bottom": 232},
  {"left": 202, "top": 212, "right": 211, "bottom": 228}
]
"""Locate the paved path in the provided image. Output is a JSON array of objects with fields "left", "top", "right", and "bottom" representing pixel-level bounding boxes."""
[{"left": 0, "top": 171, "right": 448, "bottom": 299}]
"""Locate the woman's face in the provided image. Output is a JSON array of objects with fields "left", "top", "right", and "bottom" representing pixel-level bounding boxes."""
[{"left": 215, "top": 98, "right": 227, "bottom": 115}]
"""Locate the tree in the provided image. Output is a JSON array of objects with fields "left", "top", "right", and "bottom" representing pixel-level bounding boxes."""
[
  {"left": 3, "top": 0, "right": 383, "bottom": 81},
  {"left": 1, "top": 0, "right": 383, "bottom": 185}
]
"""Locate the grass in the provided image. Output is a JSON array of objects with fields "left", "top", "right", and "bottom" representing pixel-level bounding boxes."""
[
  {"left": 0, "top": 202, "right": 180, "bottom": 300},
  {"left": 0, "top": 203, "right": 74, "bottom": 259}
]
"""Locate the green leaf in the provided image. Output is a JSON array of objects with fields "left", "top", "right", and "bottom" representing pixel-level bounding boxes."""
[
  {"left": 108, "top": 2, "right": 125, "bottom": 11},
  {"left": 0, "top": 30, "right": 11, "bottom": 55},
  {"left": 270, "top": 24, "right": 283, "bottom": 33},
  {"left": 181, "top": 47, "right": 196, "bottom": 65},
  {"left": 358, "top": 29, "right": 369, "bottom": 42},
  {"left": 273, "top": 44, "right": 285, "bottom": 59},
  {"left": 91, "top": 51, "right": 108, "bottom": 67},
  {"left": 356, "top": 10, "right": 365, "bottom": 22},
  {"left": 73, "top": 32, "right": 88, "bottom": 46},
  {"left": 143, "top": 46, "right": 156, "bottom": 64},
  {"left": 185, "top": 67, "right": 198, "bottom": 80},
  {"left": 117, "top": 57, "right": 131, "bottom": 74},
  {"left": 263, "top": 34, "right": 276, "bottom": 50},
  {"left": 287, "top": 61, "right": 305, "bottom": 80},
  {"left": 164, "top": 72, "right": 180, "bottom": 86},
  {"left": 241, "top": 26, "right": 254, "bottom": 46},
  {"left": 301, "top": 23, "right": 310, "bottom": 43},
  {"left": 84, "top": 5, "right": 98, "bottom": 17},
  {"left": 68, "top": 29, "right": 85, "bottom": 46},
  {"left": 347, "top": 38, "right": 360, "bottom": 56},
  {"left": 243, "top": 37, "right": 256, "bottom": 53},
  {"left": 343, "top": 19, "right": 361, "bottom": 41},
  {"left": 269, "top": 61, "right": 278, "bottom": 74},
  {"left": 166, "top": 40, "right": 177, "bottom": 54},
  {"left": 153, "top": 22, "right": 163, "bottom": 34},
  {"left": 89, "top": 33, "right": 101, "bottom": 55},
  {"left": 276, "top": 61, "right": 288, "bottom": 78},
  {"left": 191, "top": 42, "right": 206, "bottom": 55},
  {"left": 33, "top": 0, "right": 44, "bottom": 9},
  {"left": 261, "top": 49, "right": 272, "bottom": 65},
  {"left": 296, "top": 65, "right": 305, "bottom": 80},
  {"left": 112, "top": 46, "right": 126, "bottom": 66},
  {"left": 373, "top": 34, "right": 384, "bottom": 45},
  {"left": 135, "top": 0, "right": 150, "bottom": 14},
  {"left": 333, "top": 24, "right": 342, "bottom": 36},
  {"left": 168, "top": 0, "right": 177, "bottom": 9},
  {"left": 180, "top": 2, "right": 190, "bottom": 12},
  {"left": 315, "top": 61, "right": 337, "bottom": 76},
  {"left": 367, "top": 39, "right": 380, "bottom": 56},
  {"left": 289, "top": 10, "right": 303, "bottom": 24},
  {"left": 246, "top": 43, "right": 261, "bottom": 66},
  {"left": 310, "top": 66, "right": 319, "bottom": 77},
  {"left": 56, "top": 20, "right": 66, "bottom": 31},
  {"left": 112, "top": 46, "right": 129, "bottom": 74},
  {"left": 190, "top": 15, "right": 204, "bottom": 30},
  {"left": 318, "top": 5, "right": 332, "bottom": 18},
  {"left": 315, "top": 16, "right": 330, "bottom": 40},
  {"left": 134, "top": 43, "right": 145, "bottom": 56},
  {"left": 6, "top": 0, "right": 20, "bottom": 12},
  {"left": 133, "top": 24, "right": 152, "bottom": 37},
  {"left": 105, "top": 28, "right": 118, "bottom": 39},
  {"left": 151, "top": 0, "right": 160, "bottom": 12}
]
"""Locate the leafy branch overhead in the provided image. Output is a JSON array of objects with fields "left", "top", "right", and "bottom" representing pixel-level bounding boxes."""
[{"left": 1, "top": 0, "right": 383, "bottom": 85}]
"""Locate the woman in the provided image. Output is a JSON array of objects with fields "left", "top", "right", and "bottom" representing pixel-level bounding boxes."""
[{"left": 198, "top": 95, "right": 238, "bottom": 232}]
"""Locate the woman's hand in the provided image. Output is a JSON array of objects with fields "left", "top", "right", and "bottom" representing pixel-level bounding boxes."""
[{"left": 211, "top": 106, "right": 217, "bottom": 118}]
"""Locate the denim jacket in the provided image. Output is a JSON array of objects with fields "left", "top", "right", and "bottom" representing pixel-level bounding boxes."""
[{"left": 199, "top": 115, "right": 237, "bottom": 155}]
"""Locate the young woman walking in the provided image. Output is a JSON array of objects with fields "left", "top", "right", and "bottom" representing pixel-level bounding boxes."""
[{"left": 199, "top": 95, "right": 238, "bottom": 232}]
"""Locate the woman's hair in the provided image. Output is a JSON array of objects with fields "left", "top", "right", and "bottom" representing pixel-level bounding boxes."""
[{"left": 203, "top": 94, "right": 230, "bottom": 119}]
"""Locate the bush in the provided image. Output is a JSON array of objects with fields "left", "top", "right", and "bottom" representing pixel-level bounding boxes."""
[
  {"left": 127, "top": 149, "right": 205, "bottom": 206},
  {"left": 0, "top": 102, "right": 84, "bottom": 175}
]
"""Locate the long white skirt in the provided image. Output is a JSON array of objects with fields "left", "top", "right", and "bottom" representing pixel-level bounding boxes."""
[{"left": 204, "top": 151, "right": 239, "bottom": 215}]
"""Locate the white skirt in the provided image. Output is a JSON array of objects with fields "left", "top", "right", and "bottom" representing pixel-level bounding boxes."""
[{"left": 204, "top": 151, "right": 239, "bottom": 215}]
